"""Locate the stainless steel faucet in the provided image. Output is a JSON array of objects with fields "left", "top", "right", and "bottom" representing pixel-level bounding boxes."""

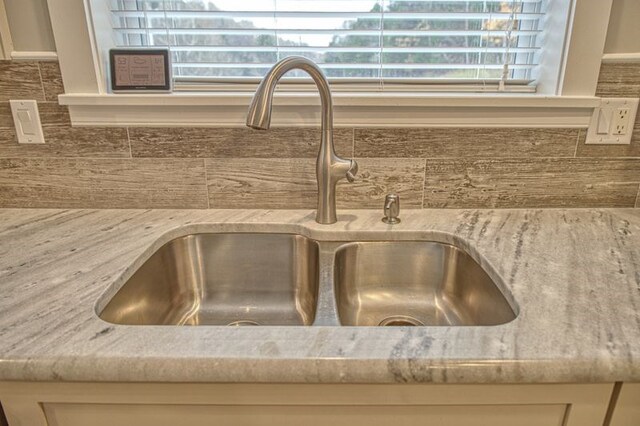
[{"left": 246, "top": 56, "right": 358, "bottom": 225}]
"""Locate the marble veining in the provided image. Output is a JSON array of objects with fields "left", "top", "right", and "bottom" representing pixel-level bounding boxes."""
[{"left": 0, "top": 208, "right": 639, "bottom": 384}]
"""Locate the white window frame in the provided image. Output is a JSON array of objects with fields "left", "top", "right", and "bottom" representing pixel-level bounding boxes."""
[{"left": 48, "top": 0, "right": 612, "bottom": 127}]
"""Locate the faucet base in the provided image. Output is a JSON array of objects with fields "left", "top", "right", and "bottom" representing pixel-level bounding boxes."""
[{"left": 382, "top": 217, "right": 401, "bottom": 225}]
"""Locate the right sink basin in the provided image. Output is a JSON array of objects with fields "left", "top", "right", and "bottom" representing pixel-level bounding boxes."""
[{"left": 334, "top": 242, "right": 517, "bottom": 327}]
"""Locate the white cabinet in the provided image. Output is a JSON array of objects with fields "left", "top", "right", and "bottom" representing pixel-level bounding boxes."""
[
  {"left": 609, "top": 383, "right": 640, "bottom": 426},
  {"left": 0, "top": 382, "right": 614, "bottom": 426}
]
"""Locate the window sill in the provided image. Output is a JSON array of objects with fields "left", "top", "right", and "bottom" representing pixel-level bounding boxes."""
[{"left": 58, "top": 92, "right": 599, "bottom": 128}]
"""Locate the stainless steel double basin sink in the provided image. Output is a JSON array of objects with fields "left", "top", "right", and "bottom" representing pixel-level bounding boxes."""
[{"left": 98, "top": 233, "right": 518, "bottom": 327}]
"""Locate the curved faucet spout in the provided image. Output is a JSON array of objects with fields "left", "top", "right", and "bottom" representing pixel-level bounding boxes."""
[
  {"left": 246, "top": 56, "right": 333, "bottom": 131},
  {"left": 245, "top": 56, "right": 358, "bottom": 224}
]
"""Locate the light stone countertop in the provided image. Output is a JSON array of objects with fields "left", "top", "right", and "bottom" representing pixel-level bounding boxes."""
[{"left": 0, "top": 208, "right": 639, "bottom": 384}]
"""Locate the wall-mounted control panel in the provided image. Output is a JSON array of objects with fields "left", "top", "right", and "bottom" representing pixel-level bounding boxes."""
[
  {"left": 586, "top": 98, "right": 639, "bottom": 145},
  {"left": 109, "top": 48, "right": 172, "bottom": 92},
  {"left": 10, "top": 100, "right": 45, "bottom": 144}
]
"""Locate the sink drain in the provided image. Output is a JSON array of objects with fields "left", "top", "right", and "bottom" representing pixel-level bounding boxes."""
[
  {"left": 378, "top": 315, "right": 424, "bottom": 327},
  {"left": 227, "top": 320, "right": 260, "bottom": 326}
]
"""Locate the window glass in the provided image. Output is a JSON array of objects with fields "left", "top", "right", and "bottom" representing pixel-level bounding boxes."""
[{"left": 105, "top": 0, "right": 545, "bottom": 89}]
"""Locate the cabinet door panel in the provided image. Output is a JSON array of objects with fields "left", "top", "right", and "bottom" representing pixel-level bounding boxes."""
[{"left": 43, "top": 403, "right": 568, "bottom": 426}]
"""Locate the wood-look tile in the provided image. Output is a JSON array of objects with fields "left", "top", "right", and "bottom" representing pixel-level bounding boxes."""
[
  {"left": 0, "top": 103, "right": 13, "bottom": 128},
  {"left": 0, "top": 158, "right": 208, "bottom": 208},
  {"left": 206, "top": 158, "right": 424, "bottom": 209},
  {"left": 0, "top": 128, "right": 18, "bottom": 145},
  {"left": 0, "top": 61, "right": 45, "bottom": 101},
  {"left": 595, "top": 62, "right": 640, "bottom": 98},
  {"left": 0, "top": 102, "right": 70, "bottom": 129},
  {"left": 354, "top": 128, "right": 579, "bottom": 158},
  {"left": 130, "top": 127, "right": 353, "bottom": 158},
  {"left": 0, "top": 126, "right": 129, "bottom": 158},
  {"left": 424, "top": 158, "right": 640, "bottom": 208},
  {"left": 38, "top": 61, "right": 65, "bottom": 102},
  {"left": 207, "top": 158, "right": 317, "bottom": 209},
  {"left": 338, "top": 158, "right": 425, "bottom": 208},
  {"left": 38, "top": 102, "right": 72, "bottom": 127},
  {"left": 576, "top": 122, "right": 640, "bottom": 157}
]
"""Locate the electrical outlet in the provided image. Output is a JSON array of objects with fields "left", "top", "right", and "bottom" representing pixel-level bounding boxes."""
[
  {"left": 613, "top": 108, "right": 630, "bottom": 135},
  {"left": 586, "top": 98, "right": 639, "bottom": 145}
]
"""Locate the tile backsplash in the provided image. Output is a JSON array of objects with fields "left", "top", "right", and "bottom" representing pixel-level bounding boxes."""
[{"left": 1, "top": 59, "right": 639, "bottom": 209}]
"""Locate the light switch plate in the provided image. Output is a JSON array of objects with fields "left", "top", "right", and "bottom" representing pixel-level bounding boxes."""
[
  {"left": 10, "top": 100, "right": 45, "bottom": 144},
  {"left": 585, "top": 98, "right": 639, "bottom": 145}
]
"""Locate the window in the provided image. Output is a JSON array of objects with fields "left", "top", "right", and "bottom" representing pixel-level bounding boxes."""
[
  {"left": 103, "top": 0, "right": 545, "bottom": 92},
  {"left": 54, "top": 0, "right": 611, "bottom": 126}
]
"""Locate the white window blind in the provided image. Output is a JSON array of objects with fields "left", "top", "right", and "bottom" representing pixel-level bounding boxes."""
[{"left": 106, "top": 0, "right": 545, "bottom": 91}]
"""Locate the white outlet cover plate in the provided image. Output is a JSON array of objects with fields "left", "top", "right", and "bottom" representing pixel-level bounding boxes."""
[{"left": 586, "top": 97, "right": 639, "bottom": 145}]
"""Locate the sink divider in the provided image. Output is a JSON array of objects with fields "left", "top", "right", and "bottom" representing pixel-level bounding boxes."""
[{"left": 311, "top": 242, "right": 343, "bottom": 326}]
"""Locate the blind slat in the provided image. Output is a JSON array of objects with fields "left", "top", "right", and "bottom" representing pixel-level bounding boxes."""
[
  {"left": 124, "top": 0, "right": 543, "bottom": 3},
  {"left": 167, "top": 46, "right": 539, "bottom": 53},
  {"left": 173, "top": 62, "right": 537, "bottom": 69},
  {"left": 112, "top": 10, "right": 544, "bottom": 20},
  {"left": 113, "top": 28, "right": 542, "bottom": 37}
]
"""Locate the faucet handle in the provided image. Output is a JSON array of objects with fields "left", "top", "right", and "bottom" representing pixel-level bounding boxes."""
[{"left": 346, "top": 159, "right": 358, "bottom": 183}]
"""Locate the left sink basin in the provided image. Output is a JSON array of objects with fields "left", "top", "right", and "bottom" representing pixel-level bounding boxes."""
[{"left": 99, "top": 233, "right": 320, "bottom": 326}]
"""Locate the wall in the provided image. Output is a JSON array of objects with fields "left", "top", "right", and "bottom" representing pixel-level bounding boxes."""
[
  {"left": 1, "top": 0, "right": 640, "bottom": 210},
  {"left": 604, "top": 0, "right": 640, "bottom": 54},
  {"left": 1, "top": 58, "right": 640, "bottom": 209},
  {"left": 4, "top": 0, "right": 55, "bottom": 53}
]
